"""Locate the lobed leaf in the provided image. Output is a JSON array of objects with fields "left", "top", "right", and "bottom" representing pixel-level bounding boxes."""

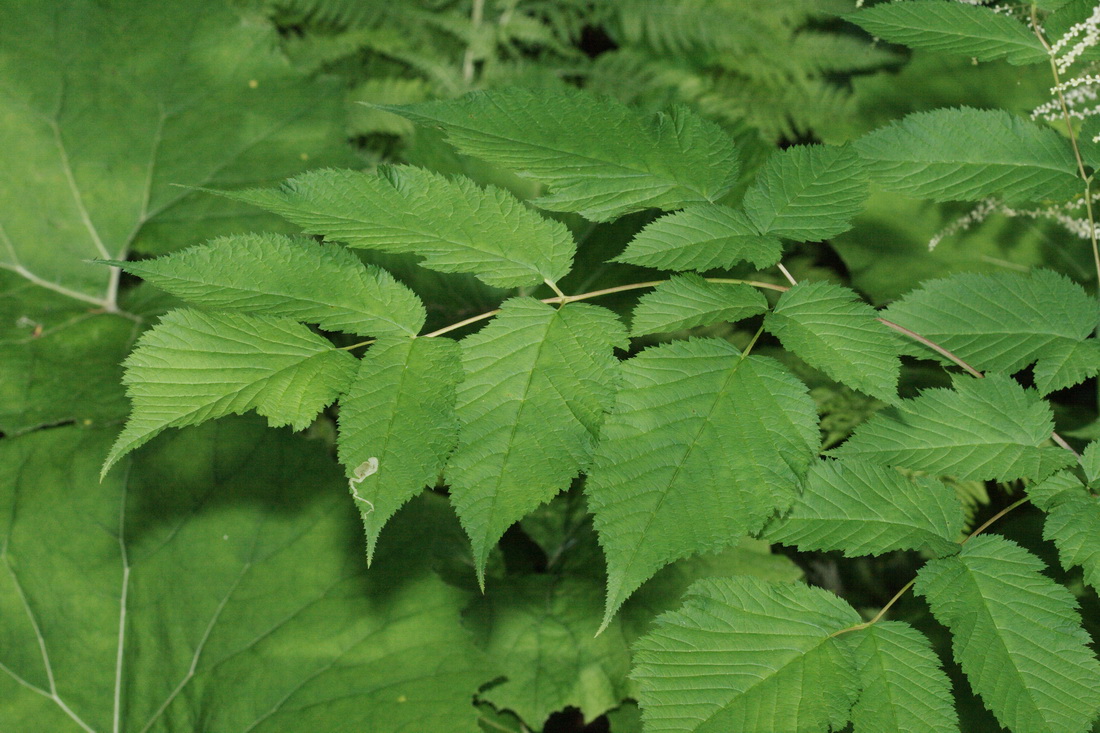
[
  {"left": 107, "top": 233, "right": 425, "bottom": 337},
  {"left": 854, "top": 108, "right": 1080, "bottom": 202},
  {"left": 631, "top": 576, "right": 861, "bottom": 733},
  {"left": 446, "top": 298, "right": 627, "bottom": 581},
  {"left": 630, "top": 274, "right": 768, "bottom": 336},
  {"left": 848, "top": 0, "right": 1048, "bottom": 65},
  {"left": 883, "top": 270, "right": 1099, "bottom": 384},
  {"left": 915, "top": 535, "right": 1100, "bottom": 733},
  {"left": 1032, "top": 339, "right": 1100, "bottom": 395},
  {"left": 1027, "top": 471, "right": 1100, "bottom": 594},
  {"left": 845, "top": 622, "right": 960, "bottom": 733},
  {"left": 337, "top": 337, "right": 461, "bottom": 563},
  {"left": 831, "top": 374, "right": 1072, "bottom": 481},
  {"left": 614, "top": 205, "right": 782, "bottom": 272},
  {"left": 766, "top": 280, "right": 901, "bottom": 402},
  {"left": 221, "top": 166, "right": 575, "bottom": 289},
  {"left": 586, "top": 338, "right": 819, "bottom": 629},
  {"left": 767, "top": 458, "right": 964, "bottom": 557},
  {"left": 742, "top": 144, "right": 869, "bottom": 241},
  {"left": 382, "top": 87, "right": 741, "bottom": 221},
  {"left": 103, "top": 309, "right": 356, "bottom": 474}
]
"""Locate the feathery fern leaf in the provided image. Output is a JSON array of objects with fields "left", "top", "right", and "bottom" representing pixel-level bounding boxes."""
[
  {"left": 220, "top": 166, "right": 576, "bottom": 289},
  {"left": 845, "top": 621, "right": 961, "bottom": 733},
  {"left": 103, "top": 309, "right": 357, "bottom": 475},
  {"left": 630, "top": 275, "right": 768, "bottom": 336},
  {"left": 105, "top": 234, "right": 425, "bottom": 338},
  {"left": 765, "top": 280, "right": 901, "bottom": 403},
  {"left": 831, "top": 374, "right": 1072, "bottom": 481},
  {"left": 854, "top": 108, "right": 1081, "bottom": 202},
  {"left": 916, "top": 535, "right": 1100, "bottom": 733},
  {"left": 631, "top": 576, "right": 861, "bottom": 733},
  {"left": 848, "top": 0, "right": 1048, "bottom": 65},
  {"left": 337, "top": 337, "right": 461, "bottom": 563},
  {"left": 446, "top": 298, "right": 627, "bottom": 582},
  {"left": 586, "top": 338, "right": 819, "bottom": 629},
  {"left": 614, "top": 205, "right": 782, "bottom": 272},
  {"left": 742, "top": 144, "right": 869, "bottom": 241},
  {"left": 766, "top": 458, "right": 963, "bottom": 557},
  {"left": 381, "top": 87, "right": 741, "bottom": 221}
]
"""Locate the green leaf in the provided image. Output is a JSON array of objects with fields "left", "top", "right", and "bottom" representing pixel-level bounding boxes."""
[
  {"left": 1043, "top": 490, "right": 1100, "bottom": 594},
  {"left": 1, "top": 419, "right": 493, "bottom": 732},
  {"left": 104, "top": 309, "right": 357, "bottom": 474},
  {"left": 767, "top": 458, "right": 964, "bottom": 557},
  {"left": 630, "top": 275, "right": 768, "bottom": 336},
  {"left": 382, "top": 87, "right": 741, "bottom": 221},
  {"left": 742, "top": 145, "right": 869, "bottom": 241},
  {"left": 222, "top": 166, "right": 575, "bottom": 289},
  {"left": 831, "top": 374, "right": 1072, "bottom": 481},
  {"left": 1084, "top": 441, "right": 1100, "bottom": 487},
  {"left": 765, "top": 280, "right": 901, "bottom": 402},
  {"left": 883, "top": 271, "right": 1099, "bottom": 380},
  {"left": 845, "top": 622, "right": 960, "bottom": 733},
  {"left": 1025, "top": 470, "right": 1085, "bottom": 511},
  {"left": 848, "top": 0, "right": 1048, "bottom": 65},
  {"left": 854, "top": 108, "right": 1080, "bottom": 202},
  {"left": 465, "top": 575, "right": 632, "bottom": 728},
  {"left": 0, "top": 272, "right": 133, "bottom": 433},
  {"left": 586, "top": 339, "right": 819, "bottom": 629},
  {"left": 614, "top": 205, "right": 782, "bottom": 272},
  {"left": 107, "top": 234, "right": 425, "bottom": 338},
  {"left": 446, "top": 298, "right": 627, "bottom": 579},
  {"left": 631, "top": 576, "right": 861, "bottom": 733},
  {"left": 0, "top": 0, "right": 348, "bottom": 303},
  {"left": 337, "top": 337, "right": 461, "bottom": 563},
  {"left": 915, "top": 535, "right": 1100, "bottom": 733},
  {"left": 1033, "top": 339, "right": 1100, "bottom": 395}
]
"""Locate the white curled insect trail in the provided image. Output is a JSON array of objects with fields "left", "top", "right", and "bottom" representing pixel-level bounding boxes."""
[{"left": 348, "top": 457, "right": 379, "bottom": 514}]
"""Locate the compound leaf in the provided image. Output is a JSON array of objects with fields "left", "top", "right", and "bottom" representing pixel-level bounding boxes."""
[
  {"left": 854, "top": 108, "right": 1080, "bottom": 202},
  {"left": 1028, "top": 474, "right": 1100, "bottom": 594},
  {"left": 848, "top": 0, "right": 1048, "bottom": 65},
  {"left": 766, "top": 281, "right": 901, "bottom": 402},
  {"left": 1033, "top": 339, "right": 1100, "bottom": 395},
  {"left": 223, "top": 166, "right": 575, "bottom": 289},
  {"left": 630, "top": 275, "right": 768, "bottom": 336},
  {"left": 586, "top": 339, "right": 819, "bottom": 629},
  {"left": 767, "top": 458, "right": 964, "bottom": 557},
  {"left": 883, "top": 270, "right": 1098, "bottom": 379},
  {"left": 743, "top": 145, "right": 869, "bottom": 241},
  {"left": 383, "top": 87, "right": 740, "bottom": 221},
  {"left": 446, "top": 299, "right": 627, "bottom": 581},
  {"left": 337, "top": 337, "right": 461, "bottom": 563},
  {"left": 632, "top": 576, "right": 861, "bottom": 733},
  {"left": 108, "top": 234, "right": 425, "bottom": 338},
  {"left": 614, "top": 205, "right": 782, "bottom": 272},
  {"left": 104, "top": 309, "right": 357, "bottom": 474},
  {"left": 465, "top": 575, "right": 632, "bottom": 728},
  {"left": 845, "top": 622, "right": 960, "bottom": 733},
  {"left": 831, "top": 374, "right": 1072, "bottom": 481},
  {"left": 915, "top": 535, "right": 1100, "bottom": 733},
  {"left": 1, "top": 419, "right": 493, "bottom": 733}
]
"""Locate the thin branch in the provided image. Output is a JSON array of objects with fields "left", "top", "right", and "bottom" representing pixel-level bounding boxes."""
[
  {"left": 876, "top": 317, "right": 984, "bottom": 378},
  {"left": 776, "top": 262, "right": 798, "bottom": 286},
  {"left": 964, "top": 497, "right": 1030, "bottom": 543}
]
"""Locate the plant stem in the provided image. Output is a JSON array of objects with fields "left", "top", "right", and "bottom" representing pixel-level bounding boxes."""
[
  {"left": 462, "top": 0, "right": 486, "bottom": 84},
  {"left": 876, "top": 317, "right": 984, "bottom": 378},
  {"left": 1032, "top": 5, "right": 1100, "bottom": 285}
]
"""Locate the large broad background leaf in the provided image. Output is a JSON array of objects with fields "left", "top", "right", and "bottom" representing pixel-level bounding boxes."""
[
  {"left": 0, "top": 0, "right": 348, "bottom": 302},
  {"left": 0, "top": 418, "right": 493, "bottom": 732},
  {"left": 383, "top": 87, "right": 741, "bottom": 221},
  {"left": 586, "top": 338, "right": 819, "bottom": 629},
  {"left": 916, "top": 535, "right": 1100, "bottom": 733},
  {"left": 631, "top": 576, "right": 861, "bottom": 733}
]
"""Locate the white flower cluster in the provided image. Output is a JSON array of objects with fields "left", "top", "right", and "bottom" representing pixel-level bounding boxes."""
[
  {"left": 1031, "top": 7, "right": 1100, "bottom": 133},
  {"left": 1052, "top": 4, "right": 1100, "bottom": 74},
  {"left": 929, "top": 195, "right": 1098, "bottom": 251}
]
